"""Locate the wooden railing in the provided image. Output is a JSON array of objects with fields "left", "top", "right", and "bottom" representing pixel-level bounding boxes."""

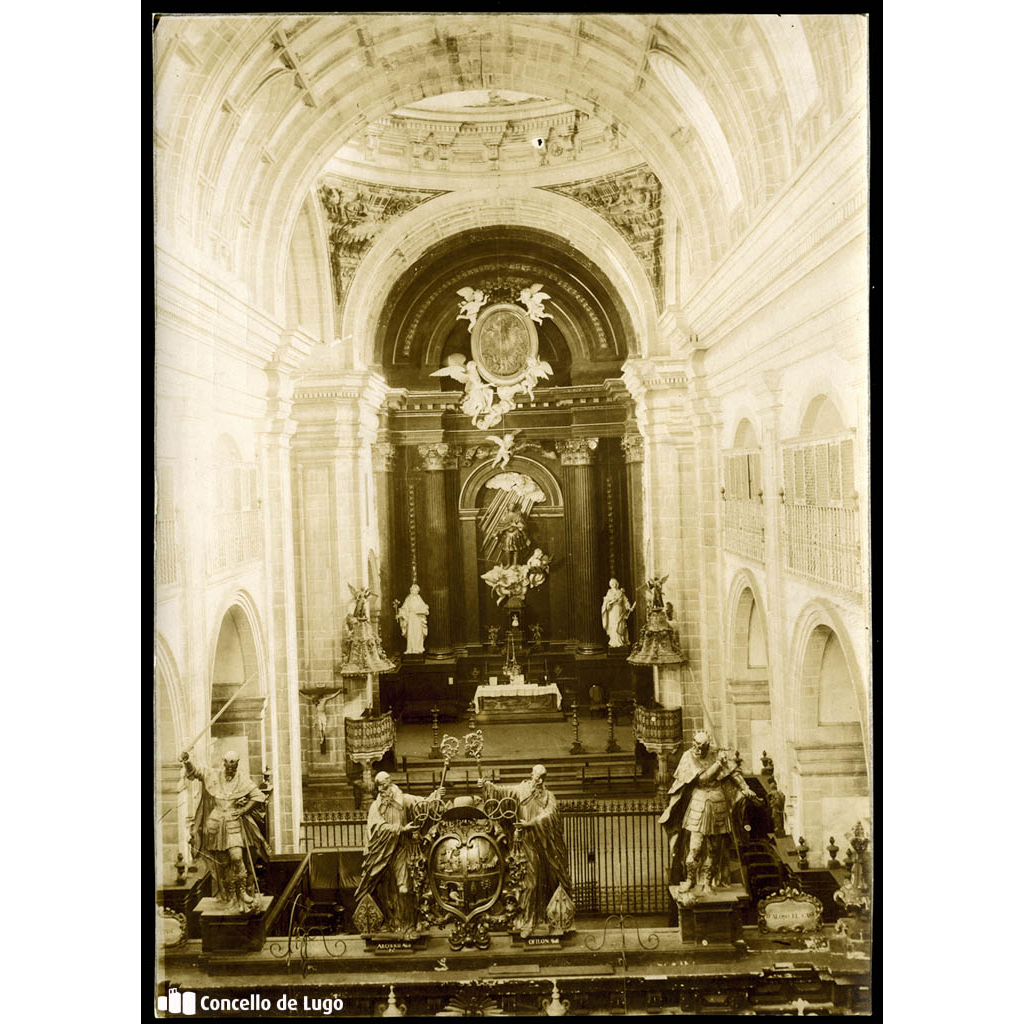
[
  {"left": 208, "top": 508, "right": 263, "bottom": 575},
  {"left": 722, "top": 498, "right": 765, "bottom": 562},
  {"left": 783, "top": 502, "right": 861, "bottom": 591}
]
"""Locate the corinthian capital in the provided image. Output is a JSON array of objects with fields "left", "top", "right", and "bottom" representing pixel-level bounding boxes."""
[
  {"left": 621, "top": 434, "right": 645, "bottom": 464},
  {"left": 556, "top": 438, "right": 598, "bottom": 466},
  {"left": 371, "top": 442, "right": 397, "bottom": 473},
  {"left": 418, "top": 443, "right": 461, "bottom": 471}
]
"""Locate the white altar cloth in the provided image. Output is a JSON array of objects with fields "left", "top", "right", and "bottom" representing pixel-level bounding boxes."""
[{"left": 472, "top": 682, "right": 562, "bottom": 713}]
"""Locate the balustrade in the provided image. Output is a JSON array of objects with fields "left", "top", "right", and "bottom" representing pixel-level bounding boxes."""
[
  {"left": 722, "top": 498, "right": 765, "bottom": 561},
  {"left": 783, "top": 502, "right": 861, "bottom": 591},
  {"left": 208, "top": 508, "right": 263, "bottom": 575}
]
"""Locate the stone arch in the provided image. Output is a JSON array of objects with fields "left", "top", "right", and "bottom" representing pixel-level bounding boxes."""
[
  {"left": 207, "top": 590, "right": 269, "bottom": 781},
  {"left": 342, "top": 187, "right": 659, "bottom": 368},
  {"left": 786, "top": 598, "right": 870, "bottom": 863},
  {"left": 785, "top": 374, "right": 853, "bottom": 439},
  {"left": 155, "top": 634, "right": 188, "bottom": 869},
  {"left": 459, "top": 455, "right": 565, "bottom": 515},
  {"left": 284, "top": 188, "right": 335, "bottom": 341},
  {"left": 723, "top": 570, "right": 773, "bottom": 770}
]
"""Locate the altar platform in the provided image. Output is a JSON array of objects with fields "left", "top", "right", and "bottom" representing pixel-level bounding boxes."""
[{"left": 159, "top": 921, "right": 871, "bottom": 1015}]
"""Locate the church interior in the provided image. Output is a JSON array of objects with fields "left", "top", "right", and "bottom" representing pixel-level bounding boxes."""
[{"left": 154, "top": 14, "right": 870, "bottom": 1016}]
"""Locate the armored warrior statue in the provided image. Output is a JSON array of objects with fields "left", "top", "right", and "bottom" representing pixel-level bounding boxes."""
[
  {"left": 659, "top": 731, "right": 762, "bottom": 894},
  {"left": 181, "top": 750, "right": 268, "bottom": 913}
]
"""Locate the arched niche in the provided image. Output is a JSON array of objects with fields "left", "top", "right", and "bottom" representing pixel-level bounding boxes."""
[
  {"left": 723, "top": 572, "right": 773, "bottom": 772},
  {"left": 208, "top": 596, "right": 268, "bottom": 784},
  {"left": 155, "top": 636, "right": 188, "bottom": 872},
  {"left": 788, "top": 603, "right": 870, "bottom": 865},
  {"left": 800, "top": 393, "right": 846, "bottom": 437},
  {"left": 459, "top": 456, "right": 564, "bottom": 515}
]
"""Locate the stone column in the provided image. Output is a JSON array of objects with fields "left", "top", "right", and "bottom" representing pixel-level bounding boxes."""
[
  {"left": 418, "top": 443, "right": 458, "bottom": 657},
  {"left": 621, "top": 434, "right": 648, "bottom": 635},
  {"left": 371, "top": 440, "right": 397, "bottom": 653},
  {"left": 557, "top": 438, "right": 604, "bottom": 653}
]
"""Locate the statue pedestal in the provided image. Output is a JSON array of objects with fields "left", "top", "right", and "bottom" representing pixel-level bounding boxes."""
[
  {"left": 669, "top": 884, "right": 748, "bottom": 948},
  {"left": 196, "top": 895, "right": 273, "bottom": 953}
]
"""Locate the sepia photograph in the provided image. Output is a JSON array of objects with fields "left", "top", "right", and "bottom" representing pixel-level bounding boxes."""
[{"left": 153, "top": 13, "right": 872, "bottom": 1016}]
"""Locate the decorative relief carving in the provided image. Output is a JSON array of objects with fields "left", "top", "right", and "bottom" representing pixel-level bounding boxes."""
[
  {"left": 402, "top": 261, "right": 609, "bottom": 359},
  {"left": 318, "top": 178, "right": 447, "bottom": 308},
  {"left": 544, "top": 165, "right": 664, "bottom": 305},
  {"left": 418, "top": 443, "right": 460, "bottom": 471},
  {"left": 556, "top": 438, "right": 599, "bottom": 466},
  {"left": 621, "top": 434, "right": 645, "bottom": 464}
]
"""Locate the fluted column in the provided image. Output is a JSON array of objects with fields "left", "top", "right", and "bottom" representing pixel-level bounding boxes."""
[
  {"left": 557, "top": 438, "right": 604, "bottom": 653},
  {"left": 621, "top": 434, "right": 647, "bottom": 635},
  {"left": 418, "top": 443, "right": 457, "bottom": 657},
  {"left": 371, "top": 440, "right": 397, "bottom": 653}
]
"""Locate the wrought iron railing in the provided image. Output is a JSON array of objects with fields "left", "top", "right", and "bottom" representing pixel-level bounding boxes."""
[
  {"left": 722, "top": 498, "right": 765, "bottom": 562},
  {"left": 156, "top": 520, "right": 178, "bottom": 585},
  {"left": 783, "top": 502, "right": 861, "bottom": 591},
  {"left": 299, "top": 798, "right": 671, "bottom": 914},
  {"left": 208, "top": 508, "right": 263, "bottom": 575}
]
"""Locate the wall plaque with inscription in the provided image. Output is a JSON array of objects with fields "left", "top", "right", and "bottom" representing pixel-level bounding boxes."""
[
  {"left": 757, "top": 888, "right": 823, "bottom": 933},
  {"left": 471, "top": 304, "right": 539, "bottom": 384}
]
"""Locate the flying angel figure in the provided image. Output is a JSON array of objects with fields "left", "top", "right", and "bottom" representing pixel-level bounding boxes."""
[
  {"left": 456, "top": 287, "right": 489, "bottom": 331},
  {"left": 519, "top": 356, "right": 554, "bottom": 400},
  {"left": 518, "top": 283, "right": 552, "bottom": 324},
  {"left": 485, "top": 430, "right": 521, "bottom": 470},
  {"left": 431, "top": 355, "right": 496, "bottom": 423}
]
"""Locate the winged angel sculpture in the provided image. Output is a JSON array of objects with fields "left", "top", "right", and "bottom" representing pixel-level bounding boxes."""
[
  {"left": 518, "top": 283, "right": 552, "bottom": 325},
  {"left": 456, "top": 287, "right": 488, "bottom": 331}
]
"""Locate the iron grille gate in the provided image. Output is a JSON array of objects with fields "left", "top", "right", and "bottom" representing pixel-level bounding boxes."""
[{"left": 299, "top": 798, "right": 670, "bottom": 915}]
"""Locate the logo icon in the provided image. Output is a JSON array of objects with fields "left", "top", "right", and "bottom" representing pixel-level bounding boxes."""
[{"left": 157, "top": 987, "right": 196, "bottom": 1015}]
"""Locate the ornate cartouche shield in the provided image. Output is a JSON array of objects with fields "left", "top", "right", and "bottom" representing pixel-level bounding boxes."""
[
  {"left": 427, "top": 808, "right": 505, "bottom": 948},
  {"left": 471, "top": 303, "right": 539, "bottom": 385}
]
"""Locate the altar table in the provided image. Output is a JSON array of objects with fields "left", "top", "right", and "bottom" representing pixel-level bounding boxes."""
[{"left": 472, "top": 682, "right": 562, "bottom": 715}]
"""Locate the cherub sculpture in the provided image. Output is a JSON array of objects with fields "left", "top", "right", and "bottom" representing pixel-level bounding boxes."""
[
  {"left": 519, "top": 357, "right": 554, "bottom": 401},
  {"left": 430, "top": 354, "right": 497, "bottom": 426},
  {"left": 518, "top": 283, "right": 552, "bottom": 324},
  {"left": 456, "top": 287, "right": 489, "bottom": 331},
  {"left": 486, "top": 430, "right": 520, "bottom": 470}
]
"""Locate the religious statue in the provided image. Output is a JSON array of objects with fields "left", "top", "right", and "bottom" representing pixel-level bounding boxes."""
[
  {"left": 496, "top": 508, "right": 530, "bottom": 565},
  {"left": 455, "top": 287, "right": 488, "bottom": 331},
  {"left": 485, "top": 430, "right": 520, "bottom": 470},
  {"left": 395, "top": 584, "right": 430, "bottom": 654},
  {"left": 523, "top": 547, "right": 552, "bottom": 589},
  {"left": 646, "top": 573, "right": 669, "bottom": 612},
  {"left": 479, "top": 765, "right": 573, "bottom": 937},
  {"left": 348, "top": 583, "right": 375, "bottom": 623},
  {"left": 659, "top": 731, "right": 762, "bottom": 895},
  {"left": 600, "top": 578, "right": 634, "bottom": 647},
  {"left": 517, "top": 283, "right": 552, "bottom": 325},
  {"left": 353, "top": 771, "right": 446, "bottom": 937},
  {"left": 430, "top": 355, "right": 499, "bottom": 427},
  {"left": 181, "top": 750, "right": 268, "bottom": 913},
  {"left": 311, "top": 690, "right": 342, "bottom": 753},
  {"left": 766, "top": 777, "right": 787, "bottom": 836}
]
